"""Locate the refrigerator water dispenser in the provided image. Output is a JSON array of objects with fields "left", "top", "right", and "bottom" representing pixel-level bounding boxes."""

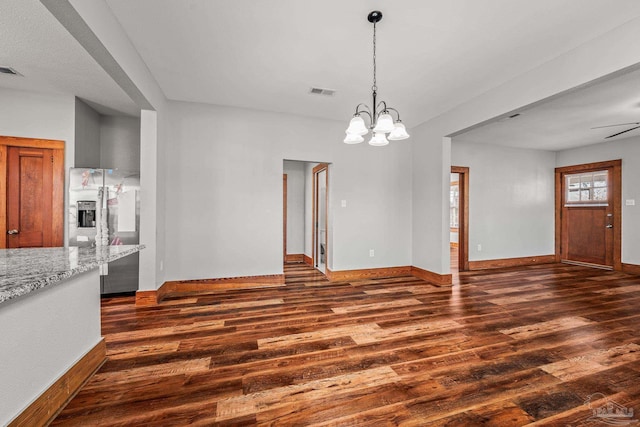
[{"left": 77, "top": 201, "right": 96, "bottom": 228}]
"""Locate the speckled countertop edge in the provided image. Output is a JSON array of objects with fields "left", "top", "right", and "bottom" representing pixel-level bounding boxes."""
[{"left": 0, "top": 245, "right": 145, "bottom": 305}]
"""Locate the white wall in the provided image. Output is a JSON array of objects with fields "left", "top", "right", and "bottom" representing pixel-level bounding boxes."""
[
  {"left": 139, "top": 110, "right": 162, "bottom": 290},
  {"left": 283, "top": 160, "right": 305, "bottom": 255},
  {"left": 0, "top": 270, "right": 101, "bottom": 425},
  {"left": 100, "top": 115, "right": 140, "bottom": 171},
  {"left": 0, "top": 87, "right": 75, "bottom": 245},
  {"left": 74, "top": 98, "right": 101, "bottom": 168},
  {"left": 412, "top": 16, "right": 640, "bottom": 275},
  {"left": 0, "top": 88, "right": 75, "bottom": 146},
  {"left": 557, "top": 136, "right": 640, "bottom": 265},
  {"left": 164, "top": 101, "right": 412, "bottom": 281},
  {"left": 452, "top": 142, "right": 556, "bottom": 261},
  {"left": 44, "top": 3, "right": 640, "bottom": 284}
]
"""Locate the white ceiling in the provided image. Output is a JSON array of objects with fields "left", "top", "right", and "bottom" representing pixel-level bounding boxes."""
[
  {"left": 2, "top": 1, "right": 640, "bottom": 149},
  {"left": 0, "top": 0, "right": 139, "bottom": 116},
  {"left": 454, "top": 65, "right": 640, "bottom": 151},
  {"left": 104, "top": 0, "right": 640, "bottom": 135}
]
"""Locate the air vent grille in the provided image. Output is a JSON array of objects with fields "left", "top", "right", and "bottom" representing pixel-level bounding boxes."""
[
  {"left": 497, "top": 112, "right": 522, "bottom": 123},
  {"left": 310, "top": 87, "right": 336, "bottom": 96}
]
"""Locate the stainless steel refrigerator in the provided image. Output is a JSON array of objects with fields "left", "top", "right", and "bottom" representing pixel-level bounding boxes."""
[{"left": 69, "top": 168, "right": 140, "bottom": 294}]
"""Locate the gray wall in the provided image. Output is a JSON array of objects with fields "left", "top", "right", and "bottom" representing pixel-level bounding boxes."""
[
  {"left": 163, "top": 101, "right": 412, "bottom": 281},
  {"left": 283, "top": 160, "right": 305, "bottom": 255},
  {"left": 452, "top": 141, "right": 556, "bottom": 261},
  {"left": 74, "top": 98, "right": 101, "bottom": 168},
  {"left": 556, "top": 136, "right": 640, "bottom": 265},
  {"left": 100, "top": 115, "right": 140, "bottom": 171},
  {"left": 74, "top": 99, "right": 141, "bottom": 171}
]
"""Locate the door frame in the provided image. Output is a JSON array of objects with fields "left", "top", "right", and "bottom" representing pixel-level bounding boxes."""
[
  {"left": 283, "top": 174, "right": 287, "bottom": 262},
  {"left": 451, "top": 166, "right": 469, "bottom": 271},
  {"left": 555, "top": 159, "right": 622, "bottom": 270},
  {"left": 312, "top": 163, "right": 329, "bottom": 272},
  {"left": 1, "top": 136, "right": 65, "bottom": 249}
]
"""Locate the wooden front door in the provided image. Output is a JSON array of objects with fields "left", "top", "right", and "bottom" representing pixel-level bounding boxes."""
[
  {"left": 4, "top": 143, "right": 64, "bottom": 248},
  {"left": 562, "top": 204, "right": 611, "bottom": 266},
  {"left": 556, "top": 160, "right": 621, "bottom": 269}
]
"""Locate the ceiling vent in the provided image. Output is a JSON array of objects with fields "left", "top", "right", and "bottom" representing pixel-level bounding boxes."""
[
  {"left": 0, "top": 66, "right": 22, "bottom": 76},
  {"left": 497, "top": 112, "right": 521, "bottom": 122},
  {"left": 310, "top": 87, "right": 336, "bottom": 96}
]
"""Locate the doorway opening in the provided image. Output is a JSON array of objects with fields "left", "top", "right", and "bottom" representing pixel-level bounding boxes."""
[
  {"left": 555, "top": 160, "right": 621, "bottom": 270},
  {"left": 282, "top": 160, "right": 330, "bottom": 275},
  {"left": 451, "top": 166, "right": 469, "bottom": 272}
]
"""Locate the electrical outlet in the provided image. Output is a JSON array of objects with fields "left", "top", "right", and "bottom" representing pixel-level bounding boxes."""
[
  {"left": 477, "top": 244, "right": 482, "bottom": 252},
  {"left": 369, "top": 249, "right": 375, "bottom": 257},
  {"left": 341, "top": 200, "right": 347, "bottom": 207}
]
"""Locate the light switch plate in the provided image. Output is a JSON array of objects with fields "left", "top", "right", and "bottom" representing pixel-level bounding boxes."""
[
  {"left": 626, "top": 199, "right": 636, "bottom": 206},
  {"left": 341, "top": 200, "right": 347, "bottom": 207}
]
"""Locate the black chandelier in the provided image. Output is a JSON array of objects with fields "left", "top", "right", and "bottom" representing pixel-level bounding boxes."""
[{"left": 344, "top": 11, "right": 410, "bottom": 146}]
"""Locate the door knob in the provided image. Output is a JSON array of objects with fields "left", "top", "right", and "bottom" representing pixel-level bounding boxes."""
[
  {"left": 606, "top": 224, "right": 613, "bottom": 229},
  {"left": 7, "top": 229, "right": 19, "bottom": 235}
]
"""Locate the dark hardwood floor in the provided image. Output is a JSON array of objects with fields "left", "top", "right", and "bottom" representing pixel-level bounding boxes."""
[{"left": 51, "top": 262, "right": 640, "bottom": 426}]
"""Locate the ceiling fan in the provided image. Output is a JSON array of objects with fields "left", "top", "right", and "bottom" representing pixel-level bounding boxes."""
[{"left": 591, "top": 122, "right": 640, "bottom": 139}]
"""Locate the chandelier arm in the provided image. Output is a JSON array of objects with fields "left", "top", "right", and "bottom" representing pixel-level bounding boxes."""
[
  {"left": 385, "top": 107, "right": 402, "bottom": 121},
  {"left": 354, "top": 103, "right": 371, "bottom": 116},
  {"left": 357, "top": 109, "right": 373, "bottom": 126}
]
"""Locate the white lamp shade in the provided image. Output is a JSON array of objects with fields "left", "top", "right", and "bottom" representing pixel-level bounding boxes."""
[
  {"left": 344, "top": 133, "right": 364, "bottom": 144},
  {"left": 345, "top": 116, "right": 369, "bottom": 136},
  {"left": 388, "top": 122, "right": 410, "bottom": 140},
  {"left": 373, "top": 113, "right": 394, "bottom": 133},
  {"left": 368, "top": 132, "right": 389, "bottom": 146}
]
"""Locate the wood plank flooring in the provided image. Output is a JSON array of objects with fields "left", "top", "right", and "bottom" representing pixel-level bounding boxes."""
[{"left": 51, "top": 263, "right": 640, "bottom": 426}]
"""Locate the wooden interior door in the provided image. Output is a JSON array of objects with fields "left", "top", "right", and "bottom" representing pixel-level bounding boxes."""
[
  {"left": 283, "top": 174, "right": 287, "bottom": 262},
  {"left": 556, "top": 160, "right": 621, "bottom": 269},
  {"left": 312, "top": 163, "right": 329, "bottom": 273},
  {"left": 451, "top": 166, "right": 469, "bottom": 271},
  {"left": 6, "top": 145, "right": 64, "bottom": 248}
]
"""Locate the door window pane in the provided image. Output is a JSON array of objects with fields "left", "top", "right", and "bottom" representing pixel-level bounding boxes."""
[
  {"left": 565, "top": 170, "right": 608, "bottom": 205},
  {"left": 593, "top": 172, "right": 607, "bottom": 187},
  {"left": 593, "top": 187, "right": 607, "bottom": 201},
  {"left": 567, "top": 190, "right": 580, "bottom": 202}
]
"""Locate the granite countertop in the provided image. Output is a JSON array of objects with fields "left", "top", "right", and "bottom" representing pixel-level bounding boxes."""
[{"left": 0, "top": 245, "right": 145, "bottom": 305}]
